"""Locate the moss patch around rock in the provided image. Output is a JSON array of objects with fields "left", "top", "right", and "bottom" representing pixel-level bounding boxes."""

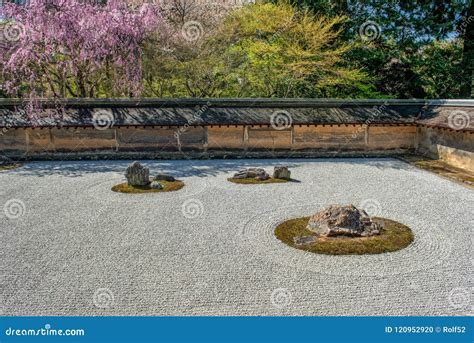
[
  {"left": 227, "top": 177, "right": 291, "bottom": 184},
  {"left": 275, "top": 216, "right": 414, "bottom": 255},
  {"left": 111, "top": 180, "right": 184, "bottom": 193},
  {"left": 0, "top": 163, "right": 22, "bottom": 171}
]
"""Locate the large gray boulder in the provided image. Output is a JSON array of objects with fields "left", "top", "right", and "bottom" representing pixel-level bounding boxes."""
[
  {"left": 306, "top": 204, "right": 381, "bottom": 237},
  {"left": 233, "top": 168, "right": 269, "bottom": 180},
  {"left": 273, "top": 166, "right": 291, "bottom": 179},
  {"left": 125, "top": 162, "right": 150, "bottom": 186}
]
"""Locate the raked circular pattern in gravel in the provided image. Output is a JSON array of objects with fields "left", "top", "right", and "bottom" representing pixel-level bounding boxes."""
[
  {"left": 0, "top": 158, "right": 472, "bottom": 316},
  {"left": 241, "top": 204, "right": 452, "bottom": 277}
]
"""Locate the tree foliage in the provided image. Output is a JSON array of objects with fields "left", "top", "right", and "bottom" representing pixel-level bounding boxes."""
[
  {"left": 414, "top": 40, "right": 464, "bottom": 98},
  {"left": 0, "top": 0, "right": 160, "bottom": 102},
  {"left": 0, "top": 0, "right": 471, "bottom": 101},
  {"left": 287, "top": 0, "right": 471, "bottom": 98},
  {"left": 143, "top": 1, "right": 374, "bottom": 98},
  {"left": 217, "top": 2, "right": 372, "bottom": 97}
]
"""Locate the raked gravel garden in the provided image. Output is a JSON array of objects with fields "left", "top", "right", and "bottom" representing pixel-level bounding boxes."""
[{"left": 1, "top": 158, "right": 472, "bottom": 316}]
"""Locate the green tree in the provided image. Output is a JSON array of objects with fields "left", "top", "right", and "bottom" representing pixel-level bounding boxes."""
[
  {"left": 142, "top": 1, "right": 375, "bottom": 98},
  {"left": 459, "top": 0, "right": 473, "bottom": 97},
  {"left": 217, "top": 1, "right": 373, "bottom": 97},
  {"left": 142, "top": 0, "right": 235, "bottom": 97},
  {"left": 288, "top": 0, "right": 470, "bottom": 98},
  {"left": 414, "top": 40, "right": 464, "bottom": 98},
  {"left": 347, "top": 1, "right": 469, "bottom": 98}
]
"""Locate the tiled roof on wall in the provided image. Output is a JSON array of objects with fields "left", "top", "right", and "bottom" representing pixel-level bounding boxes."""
[{"left": 0, "top": 98, "right": 472, "bottom": 131}]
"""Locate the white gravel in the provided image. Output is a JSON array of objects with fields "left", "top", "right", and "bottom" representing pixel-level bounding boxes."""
[{"left": 1, "top": 158, "right": 472, "bottom": 316}]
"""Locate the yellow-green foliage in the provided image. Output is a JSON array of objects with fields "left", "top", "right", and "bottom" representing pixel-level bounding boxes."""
[
  {"left": 216, "top": 1, "right": 369, "bottom": 97},
  {"left": 0, "top": 163, "right": 22, "bottom": 171},
  {"left": 142, "top": 1, "right": 371, "bottom": 98}
]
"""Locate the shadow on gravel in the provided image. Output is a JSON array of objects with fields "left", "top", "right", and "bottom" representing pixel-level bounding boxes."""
[{"left": 4, "top": 157, "right": 413, "bottom": 178}]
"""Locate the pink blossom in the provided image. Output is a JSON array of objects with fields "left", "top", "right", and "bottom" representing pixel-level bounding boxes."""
[{"left": 0, "top": 0, "right": 162, "bottom": 113}]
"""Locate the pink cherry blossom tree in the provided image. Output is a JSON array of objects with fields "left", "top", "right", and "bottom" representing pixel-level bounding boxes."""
[{"left": 0, "top": 0, "right": 162, "bottom": 104}]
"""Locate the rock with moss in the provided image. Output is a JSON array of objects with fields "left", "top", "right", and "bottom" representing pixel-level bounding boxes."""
[
  {"left": 233, "top": 168, "right": 269, "bottom": 180},
  {"left": 307, "top": 204, "right": 381, "bottom": 237},
  {"left": 154, "top": 174, "right": 176, "bottom": 182},
  {"left": 125, "top": 161, "right": 150, "bottom": 186},
  {"left": 150, "top": 181, "right": 163, "bottom": 189},
  {"left": 273, "top": 166, "right": 291, "bottom": 179},
  {"left": 293, "top": 235, "right": 317, "bottom": 246}
]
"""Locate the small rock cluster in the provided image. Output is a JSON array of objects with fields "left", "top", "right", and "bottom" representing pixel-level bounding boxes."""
[
  {"left": 125, "top": 161, "right": 176, "bottom": 189},
  {"left": 233, "top": 167, "right": 270, "bottom": 180},
  {"left": 154, "top": 174, "right": 176, "bottom": 182},
  {"left": 233, "top": 166, "right": 291, "bottom": 180},
  {"left": 306, "top": 204, "right": 382, "bottom": 238},
  {"left": 149, "top": 181, "right": 163, "bottom": 190}
]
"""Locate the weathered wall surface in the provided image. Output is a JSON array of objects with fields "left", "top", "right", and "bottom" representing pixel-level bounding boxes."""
[
  {"left": 1, "top": 98, "right": 471, "bottom": 172},
  {"left": 0, "top": 125, "right": 418, "bottom": 158},
  {"left": 50, "top": 128, "right": 116, "bottom": 152},
  {"left": 247, "top": 127, "right": 292, "bottom": 150},
  {"left": 293, "top": 126, "right": 365, "bottom": 150},
  {"left": 416, "top": 127, "right": 474, "bottom": 172},
  {"left": 206, "top": 125, "right": 417, "bottom": 152},
  {"left": 367, "top": 126, "right": 416, "bottom": 150},
  {"left": 116, "top": 127, "right": 206, "bottom": 151},
  {"left": 207, "top": 126, "right": 243, "bottom": 149}
]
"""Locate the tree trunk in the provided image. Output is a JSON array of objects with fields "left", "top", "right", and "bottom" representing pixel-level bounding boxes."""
[
  {"left": 460, "top": 0, "right": 474, "bottom": 98},
  {"left": 76, "top": 69, "right": 87, "bottom": 98}
]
